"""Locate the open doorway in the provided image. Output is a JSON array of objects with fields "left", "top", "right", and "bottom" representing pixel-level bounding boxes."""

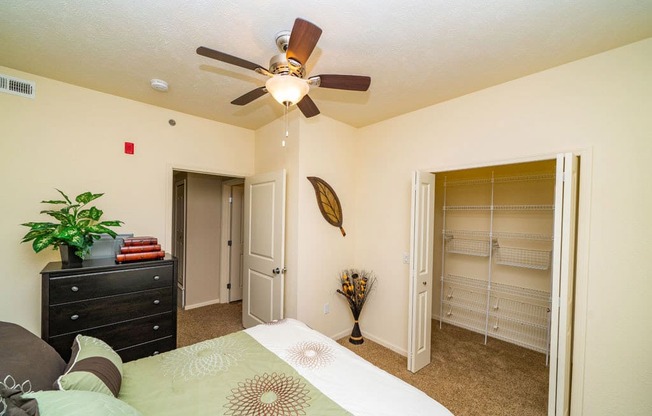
[
  {"left": 409, "top": 154, "right": 582, "bottom": 415},
  {"left": 171, "top": 171, "right": 244, "bottom": 311}
]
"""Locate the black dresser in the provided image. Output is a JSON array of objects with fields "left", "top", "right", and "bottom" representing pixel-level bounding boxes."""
[{"left": 41, "top": 254, "right": 177, "bottom": 362}]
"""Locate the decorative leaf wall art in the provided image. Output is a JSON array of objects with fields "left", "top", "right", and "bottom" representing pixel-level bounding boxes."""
[{"left": 307, "top": 176, "right": 346, "bottom": 236}]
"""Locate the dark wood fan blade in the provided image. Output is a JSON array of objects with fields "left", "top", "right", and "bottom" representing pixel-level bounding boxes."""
[
  {"left": 315, "top": 74, "right": 371, "bottom": 91},
  {"left": 231, "top": 86, "right": 268, "bottom": 106},
  {"left": 197, "top": 46, "right": 264, "bottom": 72},
  {"left": 286, "top": 18, "right": 322, "bottom": 66},
  {"left": 297, "top": 95, "right": 320, "bottom": 118}
]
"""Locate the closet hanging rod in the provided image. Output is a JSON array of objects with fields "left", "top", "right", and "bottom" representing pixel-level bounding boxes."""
[
  {"left": 443, "top": 229, "right": 553, "bottom": 241},
  {"left": 444, "top": 173, "right": 555, "bottom": 187},
  {"left": 444, "top": 204, "right": 554, "bottom": 211},
  {"left": 493, "top": 173, "right": 555, "bottom": 184}
]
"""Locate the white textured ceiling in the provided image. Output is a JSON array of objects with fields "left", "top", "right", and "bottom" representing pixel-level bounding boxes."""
[{"left": 1, "top": 1, "right": 651, "bottom": 130}]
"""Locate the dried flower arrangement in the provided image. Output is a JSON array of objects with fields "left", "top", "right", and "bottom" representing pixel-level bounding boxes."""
[{"left": 336, "top": 269, "right": 377, "bottom": 344}]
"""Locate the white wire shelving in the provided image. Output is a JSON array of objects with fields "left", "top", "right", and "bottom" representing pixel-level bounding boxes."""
[
  {"left": 440, "top": 273, "right": 552, "bottom": 355},
  {"left": 494, "top": 246, "right": 552, "bottom": 270},
  {"left": 438, "top": 171, "right": 555, "bottom": 361},
  {"left": 445, "top": 238, "right": 491, "bottom": 257}
]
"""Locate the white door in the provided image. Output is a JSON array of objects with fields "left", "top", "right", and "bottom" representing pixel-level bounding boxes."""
[
  {"left": 228, "top": 184, "right": 244, "bottom": 302},
  {"left": 548, "top": 153, "right": 578, "bottom": 416},
  {"left": 408, "top": 171, "right": 436, "bottom": 373},
  {"left": 174, "top": 180, "right": 187, "bottom": 308},
  {"left": 242, "top": 170, "right": 286, "bottom": 328}
]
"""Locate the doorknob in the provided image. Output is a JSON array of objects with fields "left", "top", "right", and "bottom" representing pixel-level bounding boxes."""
[
  {"left": 423, "top": 281, "right": 427, "bottom": 286},
  {"left": 272, "top": 268, "right": 280, "bottom": 275}
]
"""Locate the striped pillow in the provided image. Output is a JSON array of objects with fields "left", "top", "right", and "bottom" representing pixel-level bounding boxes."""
[{"left": 56, "top": 335, "right": 123, "bottom": 397}]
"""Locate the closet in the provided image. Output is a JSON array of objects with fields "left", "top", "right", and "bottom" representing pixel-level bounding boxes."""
[{"left": 434, "top": 159, "right": 556, "bottom": 361}]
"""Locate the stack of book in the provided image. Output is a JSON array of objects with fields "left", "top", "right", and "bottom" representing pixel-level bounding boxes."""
[{"left": 115, "top": 236, "right": 165, "bottom": 263}]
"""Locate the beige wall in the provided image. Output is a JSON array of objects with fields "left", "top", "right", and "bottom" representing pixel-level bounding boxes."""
[
  {"left": 0, "top": 67, "right": 255, "bottom": 334},
  {"left": 295, "top": 116, "right": 358, "bottom": 338},
  {"left": 184, "top": 173, "right": 223, "bottom": 307},
  {"left": 254, "top": 114, "right": 358, "bottom": 337},
  {"left": 354, "top": 39, "right": 651, "bottom": 415}
]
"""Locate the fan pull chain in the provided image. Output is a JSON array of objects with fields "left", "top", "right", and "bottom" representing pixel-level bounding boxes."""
[{"left": 282, "top": 102, "right": 289, "bottom": 147}]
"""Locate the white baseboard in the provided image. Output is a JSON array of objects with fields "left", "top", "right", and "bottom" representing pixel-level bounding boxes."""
[
  {"left": 331, "top": 328, "right": 350, "bottom": 341},
  {"left": 184, "top": 298, "right": 221, "bottom": 310},
  {"left": 363, "top": 332, "right": 408, "bottom": 357},
  {"left": 329, "top": 328, "right": 408, "bottom": 357}
]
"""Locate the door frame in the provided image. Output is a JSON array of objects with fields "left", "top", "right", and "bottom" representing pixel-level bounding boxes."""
[
  {"left": 165, "top": 165, "right": 246, "bottom": 307},
  {"left": 220, "top": 178, "right": 245, "bottom": 303},
  {"left": 173, "top": 178, "right": 187, "bottom": 308},
  {"left": 409, "top": 148, "right": 592, "bottom": 416}
]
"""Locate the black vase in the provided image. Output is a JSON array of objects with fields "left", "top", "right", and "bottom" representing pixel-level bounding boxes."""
[
  {"left": 60, "top": 244, "right": 83, "bottom": 267},
  {"left": 349, "top": 321, "right": 364, "bottom": 345}
]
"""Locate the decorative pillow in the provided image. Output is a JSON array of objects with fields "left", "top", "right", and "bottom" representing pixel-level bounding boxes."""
[
  {"left": 0, "top": 385, "right": 39, "bottom": 416},
  {"left": 0, "top": 321, "right": 66, "bottom": 392},
  {"left": 23, "top": 390, "right": 142, "bottom": 416},
  {"left": 55, "top": 336, "right": 122, "bottom": 397},
  {"left": 0, "top": 321, "right": 67, "bottom": 416}
]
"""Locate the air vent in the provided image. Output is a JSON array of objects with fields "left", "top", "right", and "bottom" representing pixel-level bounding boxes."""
[{"left": 0, "top": 74, "right": 36, "bottom": 99}]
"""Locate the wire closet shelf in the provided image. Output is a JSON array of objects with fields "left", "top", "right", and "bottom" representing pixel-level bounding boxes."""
[{"left": 439, "top": 171, "right": 555, "bottom": 361}]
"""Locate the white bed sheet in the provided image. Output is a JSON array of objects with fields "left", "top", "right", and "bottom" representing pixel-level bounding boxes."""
[{"left": 246, "top": 319, "right": 453, "bottom": 416}]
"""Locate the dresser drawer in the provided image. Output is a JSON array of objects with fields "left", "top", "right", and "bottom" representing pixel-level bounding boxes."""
[
  {"left": 48, "top": 312, "right": 174, "bottom": 361},
  {"left": 48, "top": 287, "right": 173, "bottom": 336},
  {"left": 117, "top": 337, "right": 176, "bottom": 363},
  {"left": 49, "top": 265, "right": 173, "bottom": 305}
]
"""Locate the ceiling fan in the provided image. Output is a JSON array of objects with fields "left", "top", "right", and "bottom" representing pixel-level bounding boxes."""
[{"left": 196, "top": 18, "right": 371, "bottom": 118}]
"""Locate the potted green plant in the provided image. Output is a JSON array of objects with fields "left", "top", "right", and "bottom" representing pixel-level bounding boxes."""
[{"left": 21, "top": 189, "right": 124, "bottom": 265}]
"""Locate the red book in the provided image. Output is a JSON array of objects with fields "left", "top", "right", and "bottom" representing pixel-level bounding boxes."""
[
  {"left": 123, "top": 237, "right": 158, "bottom": 246},
  {"left": 120, "top": 244, "right": 161, "bottom": 254},
  {"left": 115, "top": 251, "right": 165, "bottom": 263}
]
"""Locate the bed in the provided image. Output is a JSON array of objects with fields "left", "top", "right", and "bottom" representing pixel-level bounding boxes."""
[{"left": 1, "top": 319, "right": 453, "bottom": 416}]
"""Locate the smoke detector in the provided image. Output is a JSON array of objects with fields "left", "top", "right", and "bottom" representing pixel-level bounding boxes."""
[{"left": 150, "top": 79, "right": 168, "bottom": 92}]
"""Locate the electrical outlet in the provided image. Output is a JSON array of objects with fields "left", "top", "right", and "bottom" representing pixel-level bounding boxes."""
[
  {"left": 403, "top": 252, "right": 410, "bottom": 264},
  {"left": 323, "top": 303, "right": 330, "bottom": 314}
]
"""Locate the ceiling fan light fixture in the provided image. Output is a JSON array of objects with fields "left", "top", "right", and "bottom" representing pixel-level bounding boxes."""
[{"left": 265, "top": 75, "right": 308, "bottom": 106}]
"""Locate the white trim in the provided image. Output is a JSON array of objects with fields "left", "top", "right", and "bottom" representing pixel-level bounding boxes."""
[
  {"left": 363, "top": 332, "right": 408, "bottom": 356},
  {"left": 184, "top": 298, "right": 222, "bottom": 310},
  {"left": 569, "top": 147, "right": 592, "bottom": 416},
  {"left": 173, "top": 179, "right": 188, "bottom": 308},
  {"left": 422, "top": 148, "right": 589, "bottom": 176},
  {"left": 220, "top": 179, "right": 246, "bottom": 304},
  {"left": 329, "top": 329, "right": 408, "bottom": 357},
  {"left": 220, "top": 183, "right": 232, "bottom": 304}
]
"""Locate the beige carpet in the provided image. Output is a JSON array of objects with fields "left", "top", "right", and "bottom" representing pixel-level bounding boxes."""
[
  {"left": 176, "top": 301, "right": 244, "bottom": 348},
  {"left": 177, "top": 303, "right": 548, "bottom": 416}
]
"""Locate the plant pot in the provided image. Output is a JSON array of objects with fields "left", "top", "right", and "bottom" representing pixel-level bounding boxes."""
[
  {"left": 60, "top": 244, "right": 83, "bottom": 267},
  {"left": 349, "top": 321, "right": 364, "bottom": 345}
]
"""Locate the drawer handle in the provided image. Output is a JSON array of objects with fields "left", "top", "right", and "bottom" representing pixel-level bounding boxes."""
[
  {"left": 71, "top": 286, "right": 79, "bottom": 292},
  {"left": 70, "top": 314, "right": 79, "bottom": 321},
  {"left": 152, "top": 351, "right": 160, "bottom": 356},
  {"left": 153, "top": 275, "right": 160, "bottom": 281},
  {"left": 153, "top": 325, "right": 160, "bottom": 331},
  {"left": 153, "top": 299, "right": 160, "bottom": 305}
]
